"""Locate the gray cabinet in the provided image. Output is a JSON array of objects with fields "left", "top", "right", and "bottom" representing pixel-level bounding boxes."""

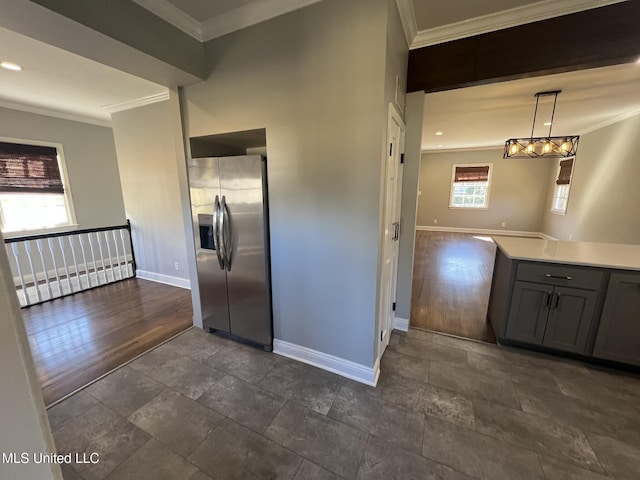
[
  {"left": 593, "top": 273, "right": 640, "bottom": 366},
  {"left": 506, "top": 281, "right": 598, "bottom": 354},
  {"left": 488, "top": 247, "right": 640, "bottom": 367},
  {"left": 506, "top": 281, "right": 549, "bottom": 345},
  {"left": 542, "top": 286, "right": 598, "bottom": 354}
]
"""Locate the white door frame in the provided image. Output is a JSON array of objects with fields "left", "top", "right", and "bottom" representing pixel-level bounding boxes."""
[{"left": 378, "top": 103, "right": 405, "bottom": 364}]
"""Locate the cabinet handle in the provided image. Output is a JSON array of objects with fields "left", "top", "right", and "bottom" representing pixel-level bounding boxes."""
[
  {"left": 545, "top": 291, "right": 552, "bottom": 308},
  {"left": 553, "top": 293, "right": 561, "bottom": 309},
  {"left": 545, "top": 274, "right": 572, "bottom": 280}
]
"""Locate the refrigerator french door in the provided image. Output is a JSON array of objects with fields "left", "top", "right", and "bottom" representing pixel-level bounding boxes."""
[{"left": 188, "top": 155, "right": 272, "bottom": 350}]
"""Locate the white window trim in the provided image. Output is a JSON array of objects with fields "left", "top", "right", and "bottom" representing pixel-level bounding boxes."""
[
  {"left": 449, "top": 163, "right": 493, "bottom": 210},
  {"left": 0, "top": 136, "right": 78, "bottom": 237},
  {"left": 550, "top": 157, "right": 575, "bottom": 216}
]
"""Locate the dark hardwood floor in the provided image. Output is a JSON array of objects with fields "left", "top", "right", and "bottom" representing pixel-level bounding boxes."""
[
  {"left": 21, "top": 278, "right": 193, "bottom": 407},
  {"left": 410, "top": 231, "right": 497, "bottom": 343}
]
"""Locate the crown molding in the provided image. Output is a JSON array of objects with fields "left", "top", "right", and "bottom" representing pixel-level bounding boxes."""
[
  {"left": 0, "top": 99, "right": 111, "bottom": 127},
  {"left": 101, "top": 91, "right": 170, "bottom": 114},
  {"left": 131, "top": 0, "right": 203, "bottom": 41},
  {"left": 395, "top": 0, "right": 417, "bottom": 47},
  {"left": 411, "top": 0, "right": 626, "bottom": 49},
  {"left": 201, "top": 0, "right": 323, "bottom": 42}
]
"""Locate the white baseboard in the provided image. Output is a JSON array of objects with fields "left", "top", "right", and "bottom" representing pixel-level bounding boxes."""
[
  {"left": 415, "top": 225, "right": 556, "bottom": 240},
  {"left": 393, "top": 317, "right": 409, "bottom": 332},
  {"left": 273, "top": 339, "right": 379, "bottom": 387},
  {"left": 136, "top": 270, "right": 191, "bottom": 289}
]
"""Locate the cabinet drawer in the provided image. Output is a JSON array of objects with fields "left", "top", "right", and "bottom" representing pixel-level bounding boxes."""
[{"left": 516, "top": 263, "right": 603, "bottom": 290}]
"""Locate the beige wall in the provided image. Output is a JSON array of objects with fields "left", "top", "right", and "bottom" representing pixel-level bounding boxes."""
[
  {"left": 111, "top": 100, "right": 190, "bottom": 285},
  {"left": 185, "top": 0, "right": 394, "bottom": 367},
  {"left": 417, "top": 148, "right": 554, "bottom": 232},
  {"left": 0, "top": 107, "right": 126, "bottom": 230},
  {"left": 542, "top": 114, "right": 640, "bottom": 244}
]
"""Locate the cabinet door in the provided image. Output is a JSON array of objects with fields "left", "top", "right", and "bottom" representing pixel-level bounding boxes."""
[
  {"left": 593, "top": 273, "right": 640, "bottom": 366},
  {"left": 506, "top": 281, "right": 551, "bottom": 345},
  {"left": 542, "top": 287, "right": 597, "bottom": 354}
]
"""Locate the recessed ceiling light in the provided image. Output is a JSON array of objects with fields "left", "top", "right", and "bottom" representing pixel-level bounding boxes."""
[
  {"left": 543, "top": 122, "right": 552, "bottom": 126},
  {"left": 435, "top": 131, "right": 444, "bottom": 136},
  {"left": 437, "top": 144, "right": 444, "bottom": 148},
  {"left": 1, "top": 61, "right": 23, "bottom": 71}
]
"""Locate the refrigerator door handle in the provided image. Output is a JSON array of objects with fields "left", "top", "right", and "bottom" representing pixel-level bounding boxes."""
[
  {"left": 214, "top": 195, "right": 225, "bottom": 270},
  {"left": 222, "top": 195, "right": 233, "bottom": 271}
]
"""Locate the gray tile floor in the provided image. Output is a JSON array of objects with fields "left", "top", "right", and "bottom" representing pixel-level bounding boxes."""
[{"left": 48, "top": 327, "right": 640, "bottom": 480}]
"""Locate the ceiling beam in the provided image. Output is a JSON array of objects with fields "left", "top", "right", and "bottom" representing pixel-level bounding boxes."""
[
  {"left": 1, "top": 0, "right": 205, "bottom": 86},
  {"left": 407, "top": 2, "right": 640, "bottom": 93}
]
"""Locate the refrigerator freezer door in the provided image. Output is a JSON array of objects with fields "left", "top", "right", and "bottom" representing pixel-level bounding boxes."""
[
  {"left": 219, "top": 155, "right": 272, "bottom": 346},
  {"left": 188, "top": 157, "right": 230, "bottom": 333}
]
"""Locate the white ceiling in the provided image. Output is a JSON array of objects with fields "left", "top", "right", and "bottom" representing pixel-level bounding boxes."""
[
  {"left": 421, "top": 63, "right": 640, "bottom": 151},
  {"left": 0, "top": 27, "right": 168, "bottom": 125},
  {"left": 164, "top": 0, "right": 257, "bottom": 22},
  {"left": 0, "top": 0, "right": 636, "bottom": 133},
  {"left": 131, "top": 0, "right": 324, "bottom": 42}
]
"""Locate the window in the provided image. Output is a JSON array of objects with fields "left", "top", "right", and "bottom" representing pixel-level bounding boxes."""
[
  {"left": 449, "top": 164, "right": 492, "bottom": 209},
  {"left": 0, "top": 140, "right": 76, "bottom": 235},
  {"left": 551, "top": 158, "right": 574, "bottom": 214}
]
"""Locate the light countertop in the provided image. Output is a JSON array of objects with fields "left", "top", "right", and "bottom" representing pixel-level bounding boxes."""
[{"left": 492, "top": 236, "right": 640, "bottom": 271}]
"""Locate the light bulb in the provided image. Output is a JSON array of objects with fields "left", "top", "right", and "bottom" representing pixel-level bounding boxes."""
[
  {"left": 527, "top": 143, "right": 534, "bottom": 153},
  {"left": 510, "top": 144, "right": 518, "bottom": 154},
  {"left": 561, "top": 142, "right": 568, "bottom": 151},
  {"left": 0, "top": 61, "right": 22, "bottom": 71},
  {"left": 543, "top": 142, "right": 551, "bottom": 154}
]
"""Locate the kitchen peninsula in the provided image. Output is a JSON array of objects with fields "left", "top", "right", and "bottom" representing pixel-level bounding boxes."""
[{"left": 488, "top": 236, "right": 640, "bottom": 367}]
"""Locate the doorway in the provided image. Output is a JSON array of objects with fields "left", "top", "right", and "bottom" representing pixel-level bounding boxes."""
[
  {"left": 378, "top": 103, "right": 405, "bottom": 360},
  {"left": 410, "top": 231, "right": 496, "bottom": 343}
]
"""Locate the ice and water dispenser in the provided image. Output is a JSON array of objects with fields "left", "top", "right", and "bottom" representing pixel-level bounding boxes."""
[{"left": 198, "top": 214, "right": 215, "bottom": 250}]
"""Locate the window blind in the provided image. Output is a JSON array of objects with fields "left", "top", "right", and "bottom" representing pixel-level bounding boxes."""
[
  {"left": 454, "top": 165, "right": 489, "bottom": 182},
  {"left": 0, "top": 142, "right": 64, "bottom": 194},
  {"left": 556, "top": 158, "right": 574, "bottom": 185}
]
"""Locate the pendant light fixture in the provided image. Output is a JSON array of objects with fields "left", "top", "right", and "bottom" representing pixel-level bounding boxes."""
[{"left": 503, "top": 90, "right": 579, "bottom": 158}]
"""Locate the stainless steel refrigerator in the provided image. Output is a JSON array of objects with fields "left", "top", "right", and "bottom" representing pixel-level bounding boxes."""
[{"left": 188, "top": 155, "right": 272, "bottom": 350}]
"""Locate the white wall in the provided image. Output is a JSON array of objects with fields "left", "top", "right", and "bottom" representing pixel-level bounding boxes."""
[
  {"left": 111, "top": 100, "right": 191, "bottom": 287},
  {"left": 542, "top": 113, "right": 640, "bottom": 244},
  {"left": 185, "top": 0, "right": 392, "bottom": 368},
  {"left": 0, "top": 230, "right": 61, "bottom": 480},
  {"left": 417, "top": 148, "right": 554, "bottom": 232},
  {"left": 0, "top": 107, "right": 126, "bottom": 229}
]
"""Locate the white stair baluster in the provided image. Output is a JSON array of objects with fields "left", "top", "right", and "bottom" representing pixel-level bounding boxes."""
[
  {"left": 112, "top": 230, "right": 124, "bottom": 280},
  {"left": 78, "top": 234, "right": 92, "bottom": 287},
  {"left": 36, "top": 239, "right": 53, "bottom": 300},
  {"left": 95, "top": 232, "right": 108, "bottom": 284},
  {"left": 58, "top": 236, "right": 73, "bottom": 293},
  {"left": 69, "top": 236, "right": 83, "bottom": 289},
  {"left": 11, "top": 243, "right": 30, "bottom": 306},
  {"left": 119, "top": 229, "right": 131, "bottom": 277},
  {"left": 104, "top": 231, "right": 115, "bottom": 282},
  {"left": 47, "top": 238, "right": 62, "bottom": 297},
  {"left": 87, "top": 233, "right": 99, "bottom": 286},
  {"left": 25, "top": 241, "right": 42, "bottom": 303}
]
